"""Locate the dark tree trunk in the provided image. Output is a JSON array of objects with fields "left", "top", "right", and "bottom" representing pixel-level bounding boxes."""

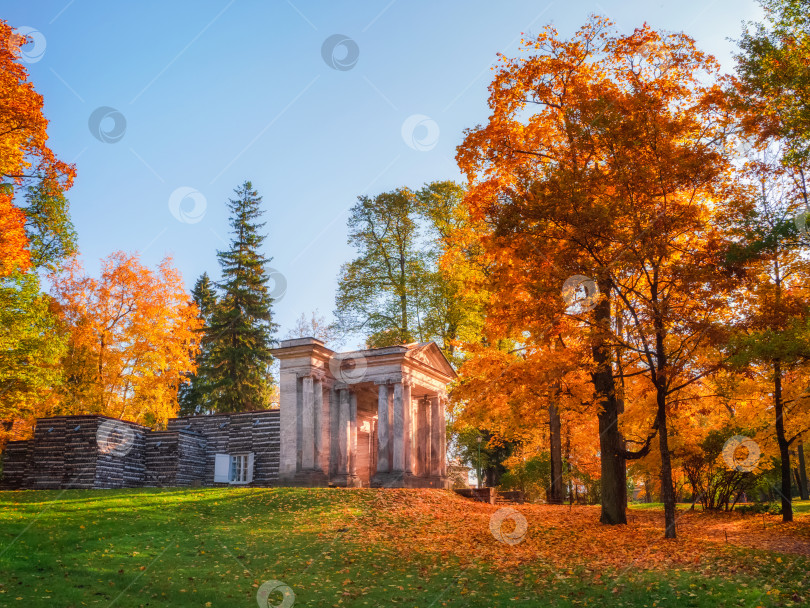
[
  {"left": 620, "top": 438, "right": 628, "bottom": 510},
  {"left": 548, "top": 402, "right": 564, "bottom": 504},
  {"left": 774, "top": 360, "right": 794, "bottom": 522},
  {"left": 399, "top": 253, "right": 409, "bottom": 342},
  {"left": 652, "top": 279, "right": 676, "bottom": 539},
  {"left": 565, "top": 430, "right": 573, "bottom": 504},
  {"left": 591, "top": 275, "right": 626, "bottom": 525},
  {"left": 797, "top": 437, "right": 809, "bottom": 501},
  {"left": 657, "top": 389, "right": 677, "bottom": 538}
]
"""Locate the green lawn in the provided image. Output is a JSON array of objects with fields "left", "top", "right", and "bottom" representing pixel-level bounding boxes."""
[
  {"left": 629, "top": 500, "right": 810, "bottom": 514},
  {"left": 0, "top": 488, "right": 807, "bottom": 607}
]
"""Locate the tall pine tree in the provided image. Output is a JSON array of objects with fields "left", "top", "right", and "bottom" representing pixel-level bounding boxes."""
[
  {"left": 205, "top": 181, "right": 278, "bottom": 412},
  {"left": 178, "top": 272, "right": 218, "bottom": 415}
]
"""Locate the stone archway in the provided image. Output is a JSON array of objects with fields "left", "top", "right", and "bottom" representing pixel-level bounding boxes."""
[{"left": 271, "top": 338, "right": 455, "bottom": 488}]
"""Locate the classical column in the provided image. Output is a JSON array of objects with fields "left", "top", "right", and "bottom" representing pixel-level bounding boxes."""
[
  {"left": 416, "top": 396, "right": 429, "bottom": 477},
  {"left": 376, "top": 382, "right": 390, "bottom": 473},
  {"left": 295, "top": 376, "right": 304, "bottom": 471},
  {"left": 430, "top": 395, "right": 441, "bottom": 477},
  {"left": 316, "top": 379, "right": 330, "bottom": 474},
  {"left": 439, "top": 394, "right": 447, "bottom": 479},
  {"left": 403, "top": 382, "right": 412, "bottom": 476},
  {"left": 301, "top": 375, "right": 315, "bottom": 470},
  {"left": 278, "top": 371, "right": 298, "bottom": 478},
  {"left": 329, "top": 386, "right": 339, "bottom": 477},
  {"left": 349, "top": 391, "right": 358, "bottom": 478},
  {"left": 392, "top": 382, "right": 405, "bottom": 473},
  {"left": 337, "top": 386, "right": 350, "bottom": 476}
]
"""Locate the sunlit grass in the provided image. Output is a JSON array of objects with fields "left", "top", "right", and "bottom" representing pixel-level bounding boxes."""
[
  {"left": 0, "top": 488, "right": 807, "bottom": 607},
  {"left": 629, "top": 499, "right": 810, "bottom": 514}
]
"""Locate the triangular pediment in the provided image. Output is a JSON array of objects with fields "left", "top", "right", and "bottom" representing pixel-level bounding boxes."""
[{"left": 404, "top": 342, "right": 456, "bottom": 379}]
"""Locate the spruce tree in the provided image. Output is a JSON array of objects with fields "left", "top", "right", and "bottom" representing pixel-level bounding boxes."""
[
  {"left": 178, "top": 272, "right": 218, "bottom": 415},
  {"left": 205, "top": 181, "right": 278, "bottom": 412}
]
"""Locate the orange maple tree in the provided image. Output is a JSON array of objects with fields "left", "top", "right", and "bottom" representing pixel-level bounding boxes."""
[
  {"left": 50, "top": 252, "right": 201, "bottom": 428},
  {"left": 452, "top": 17, "right": 745, "bottom": 537},
  {"left": 0, "top": 20, "right": 75, "bottom": 277}
]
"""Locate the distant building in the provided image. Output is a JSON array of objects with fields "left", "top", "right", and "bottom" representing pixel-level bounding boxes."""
[{"left": 0, "top": 339, "right": 454, "bottom": 490}]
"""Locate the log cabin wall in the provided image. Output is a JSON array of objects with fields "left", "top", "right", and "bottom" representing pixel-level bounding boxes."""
[
  {"left": 0, "top": 440, "right": 30, "bottom": 489},
  {"left": 143, "top": 430, "right": 207, "bottom": 487},
  {"left": 1, "top": 411, "right": 280, "bottom": 490},
  {"left": 175, "top": 431, "right": 208, "bottom": 486},
  {"left": 144, "top": 431, "right": 181, "bottom": 487},
  {"left": 92, "top": 418, "right": 148, "bottom": 489},
  {"left": 167, "top": 409, "right": 280, "bottom": 486},
  {"left": 29, "top": 416, "right": 68, "bottom": 489}
]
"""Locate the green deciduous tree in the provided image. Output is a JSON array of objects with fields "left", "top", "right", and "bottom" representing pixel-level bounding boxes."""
[
  {"left": 334, "top": 182, "right": 484, "bottom": 363},
  {"left": 335, "top": 188, "right": 426, "bottom": 347},
  {"left": 21, "top": 179, "right": 78, "bottom": 274},
  {"left": 736, "top": 0, "right": 810, "bottom": 167},
  {"left": 415, "top": 181, "right": 485, "bottom": 366},
  {"left": 725, "top": 147, "right": 810, "bottom": 522},
  {"left": 0, "top": 271, "right": 66, "bottom": 443},
  {"left": 0, "top": 178, "right": 77, "bottom": 443}
]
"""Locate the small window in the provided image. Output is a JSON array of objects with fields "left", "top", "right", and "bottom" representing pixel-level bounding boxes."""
[
  {"left": 214, "top": 452, "right": 254, "bottom": 484},
  {"left": 229, "top": 453, "right": 254, "bottom": 484}
]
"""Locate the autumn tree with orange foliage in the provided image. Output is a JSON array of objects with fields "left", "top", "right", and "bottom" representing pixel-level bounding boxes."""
[
  {"left": 51, "top": 252, "right": 201, "bottom": 428},
  {"left": 0, "top": 20, "right": 75, "bottom": 277},
  {"left": 723, "top": 143, "right": 810, "bottom": 522},
  {"left": 454, "top": 17, "right": 744, "bottom": 537},
  {"left": 452, "top": 329, "right": 598, "bottom": 504}
]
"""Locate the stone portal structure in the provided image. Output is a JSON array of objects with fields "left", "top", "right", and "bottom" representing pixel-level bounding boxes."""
[
  {"left": 0, "top": 340, "right": 454, "bottom": 490},
  {"left": 273, "top": 339, "right": 455, "bottom": 488}
]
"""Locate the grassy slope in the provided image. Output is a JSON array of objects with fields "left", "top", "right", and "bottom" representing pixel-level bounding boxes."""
[
  {"left": 0, "top": 488, "right": 807, "bottom": 607},
  {"left": 629, "top": 501, "right": 810, "bottom": 515}
]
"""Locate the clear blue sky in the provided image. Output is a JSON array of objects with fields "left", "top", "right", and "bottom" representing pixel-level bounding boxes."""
[{"left": 6, "top": 0, "right": 763, "bottom": 345}]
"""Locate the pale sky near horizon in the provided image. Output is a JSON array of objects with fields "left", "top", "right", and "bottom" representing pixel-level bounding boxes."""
[{"left": 6, "top": 0, "right": 764, "bottom": 348}]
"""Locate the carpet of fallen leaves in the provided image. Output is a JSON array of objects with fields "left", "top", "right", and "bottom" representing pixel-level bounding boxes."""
[{"left": 348, "top": 490, "right": 810, "bottom": 573}]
